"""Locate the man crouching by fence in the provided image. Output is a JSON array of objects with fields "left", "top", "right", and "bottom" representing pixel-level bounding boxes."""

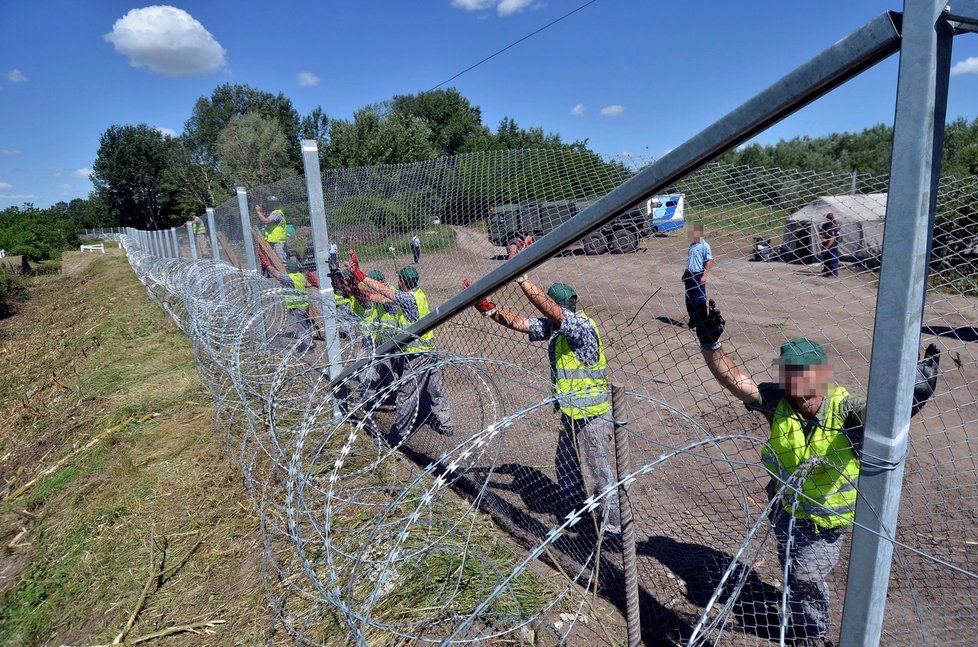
[
  {"left": 463, "top": 275, "right": 620, "bottom": 539},
  {"left": 348, "top": 250, "right": 455, "bottom": 443}
]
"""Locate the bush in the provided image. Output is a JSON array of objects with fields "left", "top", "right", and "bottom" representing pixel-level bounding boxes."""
[{"left": 0, "top": 268, "right": 28, "bottom": 318}]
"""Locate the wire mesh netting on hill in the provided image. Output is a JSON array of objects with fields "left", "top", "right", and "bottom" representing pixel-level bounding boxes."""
[{"left": 103, "top": 150, "right": 978, "bottom": 646}]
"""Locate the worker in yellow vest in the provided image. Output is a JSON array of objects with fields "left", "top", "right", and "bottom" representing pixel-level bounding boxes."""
[
  {"left": 186, "top": 214, "right": 211, "bottom": 258},
  {"left": 464, "top": 275, "right": 620, "bottom": 538},
  {"left": 256, "top": 195, "right": 288, "bottom": 264},
  {"left": 271, "top": 258, "right": 314, "bottom": 354},
  {"left": 693, "top": 300, "right": 941, "bottom": 645},
  {"left": 350, "top": 251, "right": 454, "bottom": 443},
  {"left": 357, "top": 269, "right": 398, "bottom": 406}
]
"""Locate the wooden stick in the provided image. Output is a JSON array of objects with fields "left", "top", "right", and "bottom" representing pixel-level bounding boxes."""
[
  {"left": 114, "top": 535, "right": 165, "bottom": 644},
  {"left": 217, "top": 232, "right": 243, "bottom": 270}
]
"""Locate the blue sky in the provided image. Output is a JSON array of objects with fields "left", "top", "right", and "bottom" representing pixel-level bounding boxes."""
[{"left": 2, "top": 1, "right": 978, "bottom": 210}]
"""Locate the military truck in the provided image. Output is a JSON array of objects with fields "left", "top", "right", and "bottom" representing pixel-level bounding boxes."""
[{"left": 487, "top": 198, "right": 649, "bottom": 255}]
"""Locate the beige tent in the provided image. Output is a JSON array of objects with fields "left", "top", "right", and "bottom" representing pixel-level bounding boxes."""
[{"left": 781, "top": 193, "right": 887, "bottom": 263}]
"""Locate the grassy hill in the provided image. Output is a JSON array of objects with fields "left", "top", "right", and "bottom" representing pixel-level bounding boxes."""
[{"left": 0, "top": 253, "right": 267, "bottom": 645}]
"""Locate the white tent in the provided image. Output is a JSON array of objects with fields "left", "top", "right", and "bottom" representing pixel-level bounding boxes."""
[{"left": 781, "top": 193, "right": 888, "bottom": 263}]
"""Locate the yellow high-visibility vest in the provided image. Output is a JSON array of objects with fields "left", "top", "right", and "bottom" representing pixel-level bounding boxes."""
[{"left": 761, "top": 385, "right": 859, "bottom": 531}]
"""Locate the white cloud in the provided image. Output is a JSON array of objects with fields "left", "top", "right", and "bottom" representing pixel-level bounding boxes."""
[
  {"left": 601, "top": 104, "right": 625, "bottom": 117},
  {"left": 0, "top": 148, "right": 21, "bottom": 155},
  {"left": 497, "top": 0, "right": 534, "bottom": 16},
  {"left": 0, "top": 182, "right": 12, "bottom": 190},
  {"left": 298, "top": 71, "right": 320, "bottom": 87},
  {"left": 60, "top": 183, "right": 72, "bottom": 190},
  {"left": 0, "top": 193, "right": 38, "bottom": 200},
  {"left": 451, "top": 0, "right": 495, "bottom": 10},
  {"left": 156, "top": 127, "right": 178, "bottom": 138},
  {"left": 104, "top": 6, "right": 227, "bottom": 77},
  {"left": 72, "top": 168, "right": 93, "bottom": 179},
  {"left": 570, "top": 103, "right": 585, "bottom": 116},
  {"left": 621, "top": 151, "right": 633, "bottom": 157},
  {"left": 451, "top": 0, "right": 537, "bottom": 15},
  {"left": 950, "top": 57, "right": 978, "bottom": 77},
  {"left": 6, "top": 69, "right": 28, "bottom": 83},
  {"left": 48, "top": 168, "right": 62, "bottom": 178}
]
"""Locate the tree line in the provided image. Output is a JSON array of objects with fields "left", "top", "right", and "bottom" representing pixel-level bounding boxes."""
[{"left": 88, "top": 85, "right": 601, "bottom": 231}]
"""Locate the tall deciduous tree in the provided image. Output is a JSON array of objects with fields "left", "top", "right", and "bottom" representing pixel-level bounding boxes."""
[
  {"left": 391, "top": 88, "right": 489, "bottom": 156},
  {"left": 92, "top": 124, "right": 173, "bottom": 229},
  {"left": 215, "top": 113, "right": 298, "bottom": 188},
  {"left": 326, "top": 108, "right": 438, "bottom": 168}
]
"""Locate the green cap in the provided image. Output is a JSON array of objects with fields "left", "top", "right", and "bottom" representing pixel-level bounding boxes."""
[
  {"left": 286, "top": 259, "right": 300, "bottom": 273},
  {"left": 368, "top": 269, "right": 385, "bottom": 282},
  {"left": 778, "top": 338, "right": 828, "bottom": 367},
  {"left": 547, "top": 282, "right": 577, "bottom": 308},
  {"left": 398, "top": 266, "right": 419, "bottom": 283}
]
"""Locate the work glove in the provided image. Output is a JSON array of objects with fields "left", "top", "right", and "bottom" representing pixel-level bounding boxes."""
[
  {"left": 257, "top": 248, "right": 271, "bottom": 271},
  {"left": 911, "top": 343, "right": 941, "bottom": 416},
  {"left": 462, "top": 279, "right": 496, "bottom": 317},
  {"left": 346, "top": 249, "right": 367, "bottom": 283},
  {"left": 694, "top": 300, "right": 725, "bottom": 349}
]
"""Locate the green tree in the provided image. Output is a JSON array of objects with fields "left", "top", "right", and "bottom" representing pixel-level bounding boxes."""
[
  {"left": 326, "top": 107, "right": 438, "bottom": 168},
  {"left": 91, "top": 124, "right": 174, "bottom": 229},
  {"left": 183, "top": 83, "right": 301, "bottom": 167},
  {"left": 0, "top": 204, "right": 79, "bottom": 261},
  {"left": 391, "top": 88, "right": 489, "bottom": 156},
  {"left": 215, "top": 112, "right": 298, "bottom": 189}
]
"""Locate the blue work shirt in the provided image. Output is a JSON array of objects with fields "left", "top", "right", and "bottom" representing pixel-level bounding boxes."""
[{"left": 687, "top": 240, "right": 713, "bottom": 274}]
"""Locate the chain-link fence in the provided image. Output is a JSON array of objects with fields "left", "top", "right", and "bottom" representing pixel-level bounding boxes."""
[{"left": 102, "top": 144, "right": 978, "bottom": 646}]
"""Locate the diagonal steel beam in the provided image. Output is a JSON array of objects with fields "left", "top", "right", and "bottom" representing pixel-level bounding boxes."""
[{"left": 332, "top": 11, "right": 902, "bottom": 386}]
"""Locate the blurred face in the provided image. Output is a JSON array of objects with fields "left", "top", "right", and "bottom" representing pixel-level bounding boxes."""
[
  {"left": 689, "top": 225, "right": 704, "bottom": 243},
  {"left": 779, "top": 362, "right": 833, "bottom": 417},
  {"left": 398, "top": 276, "right": 407, "bottom": 291}
]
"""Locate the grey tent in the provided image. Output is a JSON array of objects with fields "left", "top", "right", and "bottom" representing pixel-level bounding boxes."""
[{"left": 781, "top": 193, "right": 887, "bottom": 263}]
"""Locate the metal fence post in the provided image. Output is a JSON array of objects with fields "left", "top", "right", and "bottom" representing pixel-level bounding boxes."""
[
  {"left": 611, "top": 385, "right": 640, "bottom": 647},
  {"left": 300, "top": 139, "right": 343, "bottom": 417},
  {"left": 839, "top": 2, "right": 951, "bottom": 646},
  {"left": 169, "top": 227, "right": 180, "bottom": 259},
  {"left": 164, "top": 228, "right": 174, "bottom": 258},
  {"left": 236, "top": 187, "right": 258, "bottom": 272},
  {"left": 206, "top": 208, "right": 221, "bottom": 262},
  {"left": 187, "top": 222, "right": 198, "bottom": 260}
]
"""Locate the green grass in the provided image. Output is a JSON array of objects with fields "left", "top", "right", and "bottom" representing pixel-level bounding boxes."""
[
  {"left": 355, "top": 225, "right": 457, "bottom": 264},
  {"left": 686, "top": 202, "right": 788, "bottom": 240}
]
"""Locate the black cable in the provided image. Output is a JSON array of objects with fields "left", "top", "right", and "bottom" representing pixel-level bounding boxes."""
[{"left": 430, "top": 0, "right": 601, "bottom": 91}]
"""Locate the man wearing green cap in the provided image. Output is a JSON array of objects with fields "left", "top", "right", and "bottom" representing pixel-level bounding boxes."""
[
  {"left": 270, "top": 258, "right": 314, "bottom": 354},
  {"left": 465, "top": 273, "right": 620, "bottom": 537},
  {"left": 693, "top": 300, "right": 941, "bottom": 645},
  {"left": 349, "top": 251, "right": 454, "bottom": 441}
]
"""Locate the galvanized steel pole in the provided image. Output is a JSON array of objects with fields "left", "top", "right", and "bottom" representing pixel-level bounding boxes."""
[
  {"left": 186, "top": 222, "right": 198, "bottom": 260},
  {"left": 236, "top": 187, "right": 259, "bottom": 272},
  {"left": 839, "top": 2, "right": 951, "bottom": 645},
  {"left": 169, "top": 227, "right": 180, "bottom": 259},
  {"left": 300, "top": 140, "right": 344, "bottom": 417},
  {"left": 206, "top": 208, "right": 221, "bottom": 262}
]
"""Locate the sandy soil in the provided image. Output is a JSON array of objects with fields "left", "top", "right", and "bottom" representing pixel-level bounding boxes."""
[{"left": 371, "top": 225, "right": 978, "bottom": 645}]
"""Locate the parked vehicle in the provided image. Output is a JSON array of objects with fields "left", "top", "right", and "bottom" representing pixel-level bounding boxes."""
[
  {"left": 487, "top": 199, "right": 649, "bottom": 255},
  {"left": 646, "top": 193, "right": 686, "bottom": 233}
]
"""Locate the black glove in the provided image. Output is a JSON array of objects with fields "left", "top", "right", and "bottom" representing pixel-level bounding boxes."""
[
  {"left": 911, "top": 343, "right": 941, "bottom": 416},
  {"left": 695, "top": 300, "right": 725, "bottom": 349}
]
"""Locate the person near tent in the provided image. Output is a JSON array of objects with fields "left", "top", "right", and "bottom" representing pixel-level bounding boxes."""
[
  {"left": 819, "top": 213, "right": 840, "bottom": 277},
  {"left": 349, "top": 251, "right": 455, "bottom": 442},
  {"left": 463, "top": 274, "right": 620, "bottom": 537},
  {"left": 411, "top": 234, "right": 422, "bottom": 264},
  {"left": 692, "top": 299, "right": 941, "bottom": 645}
]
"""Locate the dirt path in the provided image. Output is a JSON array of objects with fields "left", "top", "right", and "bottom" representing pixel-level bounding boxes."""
[{"left": 399, "top": 225, "right": 978, "bottom": 645}]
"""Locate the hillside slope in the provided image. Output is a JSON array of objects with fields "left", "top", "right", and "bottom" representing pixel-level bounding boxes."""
[{"left": 0, "top": 254, "right": 267, "bottom": 646}]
